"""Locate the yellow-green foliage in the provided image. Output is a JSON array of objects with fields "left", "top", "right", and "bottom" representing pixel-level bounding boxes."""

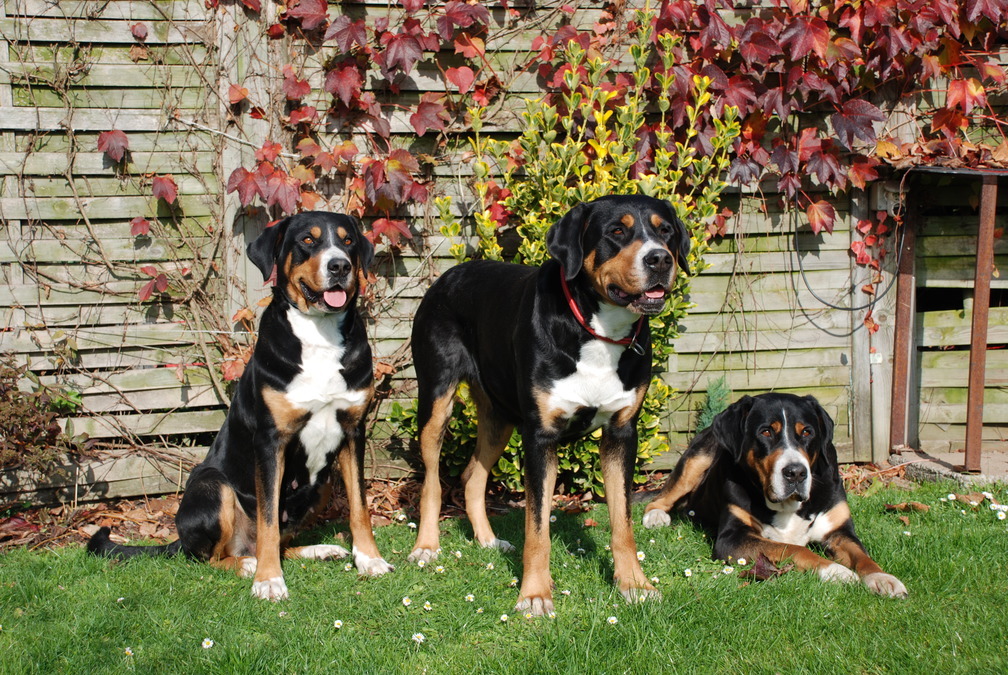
[{"left": 421, "top": 11, "right": 739, "bottom": 495}]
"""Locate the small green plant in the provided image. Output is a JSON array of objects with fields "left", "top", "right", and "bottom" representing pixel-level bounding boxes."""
[
  {"left": 696, "top": 376, "right": 732, "bottom": 433},
  {"left": 0, "top": 357, "right": 89, "bottom": 472},
  {"left": 420, "top": 8, "right": 740, "bottom": 496}
]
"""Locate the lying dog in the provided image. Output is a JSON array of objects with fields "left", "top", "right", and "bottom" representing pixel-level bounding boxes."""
[
  {"left": 89, "top": 212, "right": 393, "bottom": 600},
  {"left": 408, "top": 195, "right": 690, "bottom": 615},
  {"left": 643, "top": 393, "right": 907, "bottom": 598}
]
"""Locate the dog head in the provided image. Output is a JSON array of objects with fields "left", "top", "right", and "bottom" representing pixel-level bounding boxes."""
[
  {"left": 247, "top": 212, "right": 375, "bottom": 315},
  {"left": 713, "top": 393, "right": 836, "bottom": 507},
  {"left": 545, "top": 195, "right": 690, "bottom": 316}
]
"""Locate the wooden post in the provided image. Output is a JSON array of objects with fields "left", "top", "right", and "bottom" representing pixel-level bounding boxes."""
[
  {"left": 889, "top": 197, "right": 918, "bottom": 453},
  {"left": 850, "top": 190, "right": 873, "bottom": 462},
  {"left": 216, "top": 1, "right": 276, "bottom": 321},
  {"left": 868, "top": 194, "right": 901, "bottom": 463},
  {"left": 964, "top": 175, "right": 998, "bottom": 472}
]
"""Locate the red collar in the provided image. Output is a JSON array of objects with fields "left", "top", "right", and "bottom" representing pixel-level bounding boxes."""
[{"left": 559, "top": 269, "right": 646, "bottom": 355}]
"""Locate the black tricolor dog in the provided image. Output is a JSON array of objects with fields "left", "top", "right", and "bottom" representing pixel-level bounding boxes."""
[
  {"left": 643, "top": 393, "right": 907, "bottom": 598},
  {"left": 408, "top": 195, "right": 690, "bottom": 615},
  {"left": 88, "top": 212, "right": 393, "bottom": 600}
]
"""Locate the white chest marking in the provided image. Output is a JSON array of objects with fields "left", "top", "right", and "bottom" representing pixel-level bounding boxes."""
[
  {"left": 544, "top": 339, "right": 637, "bottom": 430},
  {"left": 285, "top": 307, "right": 368, "bottom": 484},
  {"left": 761, "top": 506, "right": 834, "bottom": 547}
]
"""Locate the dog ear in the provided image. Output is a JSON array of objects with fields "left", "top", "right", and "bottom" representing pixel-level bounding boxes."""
[
  {"left": 247, "top": 218, "right": 290, "bottom": 281},
  {"left": 664, "top": 202, "right": 691, "bottom": 277},
  {"left": 352, "top": 216, "right": 375, "bottom": 274},
  {"left": 711, "top": 395, "right": 754, "bottom": 459},
  {"left": 546, "top": 202, "right": 588, "bottom": 280},
  {"left": 805, "top": 395, "right": 838, "bottom": 469}
]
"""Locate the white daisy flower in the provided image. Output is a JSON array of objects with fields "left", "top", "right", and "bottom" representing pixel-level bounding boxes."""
[
  {"left": 465, "top": 593, "right": 475, "bottom": 602},
  {"left": 509, "top": 577, "right": 518, "bottom": 587},
  {"left": 500, "top": 614, "right": 508, "bottom": 622},
  {"left": 684, "top": 568, "right": 693, "bottom": 577},
  {"left": 523, "top": 611, "right": 533, "bottom": 619},
  {"left": 344, "top": 562, "right": 353, "bottom": 572},
  {"left": 561, "top": 589, "right": 571, "bottom": 596},
  {"left": 486, "top": 562, "right": 495, "bottom": 570},
  {"left": 476, "top": 607, "right": 484, "bottom": 614},
  {"left": 408, "top": 522, "right": 417, "bottom": 530},
  {"left": 423, "top": 601, "right": 432, "bottom": 612},
  {"left": 402, "top": 596, "right": 412, "bottom": 607},
  {"left": 607, "top": 616, "right": 618, "bottom": 625},
  {"left": 998, "top": 511, "right": 1006, "bottom": 521},
  {"left": 201, "top": 638, "right": 214, "bottom": 649},
  {"left": 650, "top": 576, "right": 660, "bottom": 584},
  {"left": 550, "top": 515, "right": 557, "bottom": 523},
  {"left": 435, "top": 565, "right": 445, "bottom": 574},
  {"left": 548, "top": 611, "right": 557, "bottom": 619},
  {"left": 333, "top": 620, "right": 343, "bottom": 629},
  {"left": 948, "top": 493, "right": 956, "bottom": 500},
  {"left": 637, "top": 551, "right": 646, "bottom": 561},
  {"left": 737, "top": 558, "right": 747, "bottom": 566},
  {"left": 454, "top": 550, "right": 462, "bottom": 559},
  {"left": 412, "top": 632, "right": 425, "bottom": 645},
  {"left": 124, "top": 647, "right": 134, "bottom": 657},
  {"left": 417, "top": 560, "right": 426, "bottom": 568},
  {"left": 723, "top": 566, "right": 734, "bottom": 574}
]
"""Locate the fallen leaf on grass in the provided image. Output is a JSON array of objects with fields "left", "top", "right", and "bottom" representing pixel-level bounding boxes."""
[
  {"left": 739, "top": 553, "right": 794, "bottom": 582},
  {"left": 884, "top": 502, "right": 931, "bottom": 513},
  {"left": 583, "top": 518, "right": 599, "bottom": 528},
  {"left": 956, "top": 492, "right": 986, "bottom": 506},
  {"left": 899, "top": 516, "right": 910, "bottom": 527}
]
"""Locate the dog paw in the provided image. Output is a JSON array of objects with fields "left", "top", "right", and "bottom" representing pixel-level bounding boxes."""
[
  {"left": 297, "top": 544, "right": 350, "bottom": 560},
  {"left": 481, "top": 537, "right": 515, "bottom": 553},
  {"left": 620, "top": 585, "right": 662, "bottom": 604},
  {"left": 819, "top": 563, "right": 858, "bottom": 584},
  {"left": 237, "top": 556, "right": 258, "bottom": 579},
  {"left": 862, "top": 572, "right": 908, "bottom": 599},
  {"left": 354, "top": 547, "right": 395, "bottom": 576},
  {"left": 252, "top": 576, "right": 288, "bottom": 601},
  {"left": 515, "top": 595, "right": 555, "bottom": 617},
  {"left": 407, "top": 547, "right": 439, "bottom": 564},
  {"left": 642, "top": 509, "right": 671, "bottom": 530}
]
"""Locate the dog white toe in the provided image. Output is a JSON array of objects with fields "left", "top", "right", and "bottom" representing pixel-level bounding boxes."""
[
  {"left": 863, "top": 572, "right": 908, "bottom": 599},
  {"left": 297, "top": 544, "right": 350, "bottom": 560},
  {"left": 407, "top": 547, "right": 439, "bottom": 564},
  {"left": 642, "top": 509, "right": 671, "bottom": 529},
  {"left": 252, "top": 576, "right": 288, "bottom": 601},
  {"left": 481, "top": 537, "right": 515, "bottom": 553},
  {"left": 819, "top": 563, "right": 858, "bottom": 584},
  {"left": 354, "top": 547, "right": 395, "bottom": 576}
]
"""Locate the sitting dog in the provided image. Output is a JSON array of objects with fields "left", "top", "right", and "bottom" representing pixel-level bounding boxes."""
[
  {"left": 407, "top": 195, "right": 690, "bottom": 615},
  {"left": 89, "top": 212, "right": 393, "bottom": 600},
  {"left": 643, "top": 393, "right": 907, "bottom": 598}
]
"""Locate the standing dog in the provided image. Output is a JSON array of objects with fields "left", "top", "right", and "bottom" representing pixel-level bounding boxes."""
[
  {"left": 408, "top": 195, "right": 690, "bottom": 615},
  {"left": 88, "top": 212, "right": 394, "bottom": 600},
  {"left": 643, "top": 393, "right": 907, "bottom": 598}
]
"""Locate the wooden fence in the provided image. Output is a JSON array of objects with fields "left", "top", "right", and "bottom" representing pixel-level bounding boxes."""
[{"left": 1, "top": 0, "right": 1004, "bottom": 503}]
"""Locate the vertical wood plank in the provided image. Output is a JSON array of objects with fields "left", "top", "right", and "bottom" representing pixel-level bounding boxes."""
[
  {"left": 849, "top": 189, "right": 872, "bottom": 461},
  {"left": 869, "top": 199, "right": 901, "bottom": 463}
]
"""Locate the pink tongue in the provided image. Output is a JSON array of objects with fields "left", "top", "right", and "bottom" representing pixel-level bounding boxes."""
[
  {"left": 644, "top": 288, "right": 666, "bottom": 299},
  {"left": 323, "top": 289, "right": 347, "bottom": 308}
]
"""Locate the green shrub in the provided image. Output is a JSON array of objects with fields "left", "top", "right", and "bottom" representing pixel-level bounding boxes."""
[
  {"left": 401, "top": 10, "right": 739, "bottom": 496},
  {"left": 696, "top": 376, "right": 732, "bottom": 433}
]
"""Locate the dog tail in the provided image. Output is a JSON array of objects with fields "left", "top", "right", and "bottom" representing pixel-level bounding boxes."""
[{"left": 87, "top": 526, "right": 184, "bottom": 559}]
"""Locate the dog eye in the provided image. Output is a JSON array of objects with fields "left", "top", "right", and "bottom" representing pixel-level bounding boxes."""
[
  {"left": 302, "top": 236, "right": 315, "bottom": 245},
  {"left": 344, "top": 236, "right": 353, "bottom": 246},
  {"left": 759, "top": 428, "right": 772, "bottom": 438},
  {"left": 610, "top": 227, "right": 624, "bottom": 237},
  {"left": 801, "top": 427, "right": 813, "bottom": 437}
]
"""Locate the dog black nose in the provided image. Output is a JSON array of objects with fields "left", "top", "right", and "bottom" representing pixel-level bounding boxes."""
[
  {"left": 644, "top": 249, "right": 673, "bottom": 273},
  {"left": 328, "top": 258, "right": 351, "bottom": 278},
  {"left": 782, "top": 463, "right": 808, "bottom": 485}
]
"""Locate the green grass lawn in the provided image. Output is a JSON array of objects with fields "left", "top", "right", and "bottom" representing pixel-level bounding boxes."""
[{"left": 1, "top": 480, "right": 1006, "bottom": 674}]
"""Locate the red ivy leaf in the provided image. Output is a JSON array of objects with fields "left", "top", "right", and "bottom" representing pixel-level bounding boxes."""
[
  {"left": 409, "top": 93, "right": 448, "bottom": 136},
  {"left": 324, "top": 16, "right": 367, "bottom": 53},
  {"left": 807, "top": 199, "right": 836, "bottom": 235},
  {"left": 445, "top": 66, "right": 476, "bottom": 93},
  {"left": 130, "top": 216, "right": 151, "bottom": 236},
  {"left": 240, "top": 0, "right": 261, "bottom": 12},
  {"left": 130, "top": 23, "right": 148, "bottom": 42},
  {"left": 324, "top": 62, "right": 363, "bottom": 107},
  {"left": 263, "top": 169, "right": 301, "bottom": 214},
  {"left": 379, "top": 31, "right": 424, "bottom": 77},
  {"left": 288, "top": 105, "right": 318, "bottom": 126},
  {"left": 454, "top": 32, "right": 485, "bottom": 59},
  {"left": 255, "top": 141, "right": 282, "bottom": 163},
  {"left": 154, "top": 273, "right": 168, "bottom": 293},
  {"left": 831, "top": 99, "right": 885, "bottom": 150},
  {"left": 249, "top": 106, "right": 266, "bottom": 119},
  {"left": 287, "top": 0, "right": 328, "bottom": 31},
  {"left": 266, "top": 23, "right": 285, "bottom": 39},
  {"left": 946, "top": 78, "right": 986, "bottom": 115},
  {"left": 151, "top": 175, "right": 178, "bottom": 205},
  {"left": 848, "top": 157, "right": 880, "bottom": 190},
  {"left": 228, "top": 83, "right": 249, "bottom": 105},
  {"left": 437, "top": 1, "right": 491, "bottom": 41},
  {"left": 140, "top": 265, "right": 158, "bottom": 277},
  {"left": 138, "top": 278, "right": 156, "bottom": 302},
  {"left": 226, "top": 167, "right": 262, "bottom": 206},
  {"left": 370, "top": 217, "right": 413, "bottom": 246},
  {"left": 400, "top": 0, "right": 424, "bottom": 13},
  {"left": 97, "top": 129, "right": 129, "bottom": 162},
  {"left": 282, "top": 65, "right": 311, "bottom": 100},
  {"left": 779, "top": 16, "right": 830, "bottom": 60}
]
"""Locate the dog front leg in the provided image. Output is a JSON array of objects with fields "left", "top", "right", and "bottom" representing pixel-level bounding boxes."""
[
  {"left": 337, "top": 418, "right": 394, "bottom": 576},
  {"left": 516, "top": 432, "right": 558, "bottom": 617},
  {"left": 824, "top": 526, "right": 908, "bottom": 598},
  {"left": 251, "top": 440, "right": 287, "bottom": 601},
  {"left": 600, "top": 423, "right": 659, "bottom": 603}
]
